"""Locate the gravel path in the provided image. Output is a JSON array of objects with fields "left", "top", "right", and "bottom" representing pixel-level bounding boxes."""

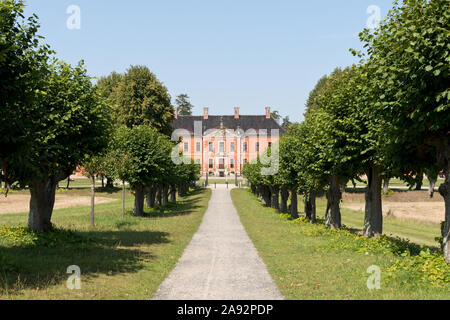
[{"left": 153, "top": 185, "right": 283, "bottom": 300}]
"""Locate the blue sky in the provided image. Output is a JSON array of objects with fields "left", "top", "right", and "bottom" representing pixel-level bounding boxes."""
[{"left": 24, "top": 0, "right": 393, "bottom": 122}]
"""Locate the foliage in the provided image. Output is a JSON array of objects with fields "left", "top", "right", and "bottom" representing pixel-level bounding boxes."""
[
  {"left": 3, "top": 59, "right": 111, "bottom": 187},
  {"left": 175, "top": 94, "right": 194, "bottom": 116},
  {"left": 281, "top": 116, "right": 292, "bottom": 131},
  {"left": 0, "top": 0, "right": 52, "bottom": 185},
  {"left": 110, "top": 65, "right": 174, "bottom": 135},
  {"left": 357, "top": 0, "right": 449, "bottom": 178},
  {"left": 304, "top": 74, "right": 328, "bottom": 115},
  {"left": 0, "top": 225, "right": 95, "bottom": 248},
  {"left": 112, "top": 126, "right": 174, "bottom": 188}
]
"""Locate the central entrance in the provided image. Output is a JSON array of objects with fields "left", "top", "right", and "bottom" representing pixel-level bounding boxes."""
[{"left": 219, "top": 158, "right": 225, "bottom": 177}]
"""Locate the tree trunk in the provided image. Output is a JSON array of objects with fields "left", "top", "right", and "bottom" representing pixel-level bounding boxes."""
[
  {"left": 428, "top": 176, "right": 437, "bottom": 198},
  {"left": 270, "top": 186, "right": 279, "bottom": 210},
  {"left": 162, "top": 185, "right": 169, "bottom": 206},
  {"left": 304, "top": 191, "right": 317, "bottom": 223},
  {"left": 145, "top": 185, "right": 156, "bottom": 207},
  {"left": 101, "top": 177, "right": 105, "bottom": 189},
  {"left": 122, "top": 181, "right": 125, "bottom": 218},
  {"left": 280, "top": 187, "right": 289, "bottom": 213},
  {"left": 178, "top": 184, "right": 185, "bottom": 197},
  {"left": 133, "top": 184, "right": 145, "bottom": 217},
  {"left": 28, "top": 177, "right": 59, "bottom": 232},
  {"left": 415, "top": 170, "right": 423, "bottom": 190},
  {"left": 170, "top": 185, "right": 177, "bottom": 203},
  {"left": 90, "top": 176, "right": 95, "bottom": 227},
  {"left": 262, "top": 186, "right": 271, "bottom": 206},
  {"left": 340, "top": 180, "right": 347, "bottom": 193},
  {"left": 325, "top": 175, "right": 342, "bottom": 229},
  {"left": 66, "top": 178, "right": 71, "bottom": 189},
  {"left": 156, "top": 186, "right": 162, "bottom": 206},
  {"left": 364, "top": 165, "right": 383, "bottom": 237},
  {"left": 290, "top": 188, "right": 298, "bottom": 219},
  {"left": 106, "top": 177, "right": 114, "bottom": 189},
  {"left": 383, "top": 178, "right": 390, "bottom": 194},
  {"left": 439, "top": 163, "right": 450, "bottom": 264}
]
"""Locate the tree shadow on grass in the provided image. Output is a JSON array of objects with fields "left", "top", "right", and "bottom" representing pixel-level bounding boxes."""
[
  {"left": 0, "top": 229, "right": 170, "bottom": 295},
  {"left": 142, "top": 189, "right": 205, "bottom": 219}
]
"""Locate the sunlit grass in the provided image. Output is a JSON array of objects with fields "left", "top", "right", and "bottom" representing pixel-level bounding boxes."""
[
  {"left": 0, "top": 187, "right": 211, "bottom": 300},
  {"left": 231, "top": 188, "right": 449, "bottom": 300}
]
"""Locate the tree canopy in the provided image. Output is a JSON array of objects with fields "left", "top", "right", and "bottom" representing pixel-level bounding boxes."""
[{"left": 175, "top": 94, "right": 194, "bottom": 116}]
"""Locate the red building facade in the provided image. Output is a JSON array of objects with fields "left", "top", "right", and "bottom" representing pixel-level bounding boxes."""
[{"left": 173, "top": 107, "right": 284, "bottom": 177}]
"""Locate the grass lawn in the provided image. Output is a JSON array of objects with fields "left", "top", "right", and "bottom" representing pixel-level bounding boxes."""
[
  {"left": 199, "top": 178, "right": 243, "bottom": 185},
  {"left": 231, "top": 188, "right": 449, "bottom": 300},
  {"left": 317, "top": 198, "right": 442, "bottom": 248},
  {"left": 347, "top": 178, "right": 445, "bottom": 189},
  {"left": 0, "top": 187, "right": 211, "bottom": 300}
]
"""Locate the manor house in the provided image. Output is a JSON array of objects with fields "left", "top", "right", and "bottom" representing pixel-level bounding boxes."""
[{"left": 173, "top": 107, "right": 284, "bottom": 177}]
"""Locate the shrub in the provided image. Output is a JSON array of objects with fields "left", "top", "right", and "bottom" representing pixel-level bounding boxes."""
[
  {"left": 257, "top": 195, "right": 450, "bottom": 289},
  {"left": 0, "top": 225, "right": 96, "bottom": 248}
]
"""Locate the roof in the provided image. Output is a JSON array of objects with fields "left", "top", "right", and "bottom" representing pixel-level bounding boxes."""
[{"left": 173, "top": 115, "right": 285, "bottom": 135}]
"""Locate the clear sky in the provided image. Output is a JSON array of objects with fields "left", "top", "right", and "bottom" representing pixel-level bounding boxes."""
[{"left": 24, "top": 0, "right": 394, "bottom": 122}]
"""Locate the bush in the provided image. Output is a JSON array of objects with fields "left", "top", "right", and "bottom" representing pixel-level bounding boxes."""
[
  {"left": 386, "top": 249, "right": 450, "bottom": 288},
  {"left": 0, "top": 225, "right": 96, "bottom": 248}
]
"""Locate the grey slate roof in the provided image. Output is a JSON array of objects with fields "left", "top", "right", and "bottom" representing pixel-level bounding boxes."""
[{"left": 173, "top": 115, "right": 285, "bottom": 135}]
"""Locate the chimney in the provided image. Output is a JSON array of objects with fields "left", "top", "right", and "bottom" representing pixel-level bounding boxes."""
[
  {"left": 204, "top": 107, "right": 209, "bottom": 120},
  {"left": 234, "top": 107, "right": 240, "bottom": 119},
  {"left": 174, "top": 107, "right": 178, "bottom": 119},
  {"left": 266, "top": 107, "right": 271, "bottom": 119}
]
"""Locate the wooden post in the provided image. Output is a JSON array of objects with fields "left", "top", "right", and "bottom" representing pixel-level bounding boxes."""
[
  {"left": 90, "top": 176, "right": 95, "bottom": 227},
  {"left": 122, "top": 181, "right": 125, "bottom": 219}
]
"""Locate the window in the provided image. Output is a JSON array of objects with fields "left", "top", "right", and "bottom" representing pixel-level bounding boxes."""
[
  {"left": 255, "top": 142, "right": 260, "bottom": 152},
  {"left": 230, "top": 142, "right": 235, "bottom": 152},
  {"left": 230, "top": 159, "right": 234, "bottom": 169},
  {"left": 219, "top": 142, "right": 225, "bottom": 152},
  {"left": 209, "top": 142, "right": 214, "bottom": 152},
  {"left": 196, "top": 142, "right": 201, "bottom": 152},
  {"left": 209, "top": 159, "right": 214, "bottom": 169},
  {"left": 243, "top": 142, "right": 248, "bottom": 152},
  {"left": 184, "top": 142, "right": 189, "bottom": 153},
  {"left": 195, "top": 159, "right": 201, "bottom": 164}
]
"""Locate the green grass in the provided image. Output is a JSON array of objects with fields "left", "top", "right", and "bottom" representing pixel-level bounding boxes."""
[
  {"left": 231, "top": 189, "right": 449, "bottom": 300},
  {"left": 199, "top": 178, "right": 243, "bottom": 185},
  {"left": 347, "top": 178, "right": 445, "bottom": 189},
  {"left": 58, "top": 177, "right": 108, "bottom": 188},
  {"left": 0, "top": 187, "right": 211, "bottom": 300},
  {"left": 313, "top": 198, "right": 442, "bottom": 248}
]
